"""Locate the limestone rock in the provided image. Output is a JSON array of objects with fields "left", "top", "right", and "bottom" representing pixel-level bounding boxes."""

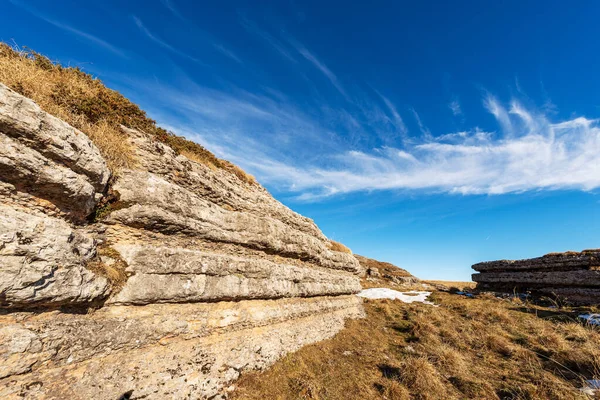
[
  {"left": 356, "top": 254, "right": 420, "bottom": 287},
  {"left": 0, "top": 296, "right": 364, "bottom": 399},
  {"left": 0, "top": 204, "right": 110, "bottom": 308},
  {"left": 472, "top": 269, "right": 600, "bottom": 287},
  {"left": 0, "top": 83, "right": 109, "bottom": 190},
  {"left": 472, "top": 250, "right": 600, "bottom": 272},
  {"left": 472, "top": 250, "right": 600, "bottom": 304},
  {"left": 0, "top": 84, "right": 109, "bottom": 220},
  {"left": 108, "top": 170, "right": 361, "bottom": 274},
  {"left": 0, "top": 83, "right": 364, "bottom": 399},
  {"left": 108, "top": 245, "right": 361, "bottom": 305},
  {"left": 123, "top": 126, "right": 326, "bottom": 240}
]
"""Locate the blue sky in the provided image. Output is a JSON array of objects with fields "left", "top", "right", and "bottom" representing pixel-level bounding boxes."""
[{"left": 3, "top": 0, "right": 600, "bottom": 280}]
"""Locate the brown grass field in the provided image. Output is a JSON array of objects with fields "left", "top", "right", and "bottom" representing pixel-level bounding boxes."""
[{"left": 233, "top": 292, "right": 600, "bottom": 400}]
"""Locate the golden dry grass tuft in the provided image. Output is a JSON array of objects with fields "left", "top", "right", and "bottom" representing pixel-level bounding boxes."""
[
  {"left": 86, "top": 245, "right": 128, "bottom": 289},
  {"left": 233, "top": 292, "right": 600, "bottom": 400},
  {"left": 329, "top": 240, "right": 352, "bottom": 254},
  {"left": 0, "top": 42, "right": 255, "bottom": 184}
]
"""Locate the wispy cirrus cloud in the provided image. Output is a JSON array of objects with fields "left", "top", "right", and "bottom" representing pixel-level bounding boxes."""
[
  {"left": 484, "top": 94, "right": 513, "bottom": 136},
  {"left": 119, "top": 16, "right": 600, "bottom": 202},
  {"left": 449, "top": 99, "right": 462, "bottom": 116},
  {"left": 159, "top": 0, "right": 186, "bottom": 21},
  {"left": 239, "top": 15, "right": 350, "bottom": 101},
  {"left": 133, "top": 16, "right": 204, "bottom": 65},
  {"left": 374, "top": 90, "right": 408, "bottom": 137},
  {"left": 274, "top": 102, "right": 600, "bottom": 199},
  {"left": 410, "top": 108, "right": 432, "bottom": 139},
  {"left": 155, "top": 86, "right": 600, "bottom": 200},
  {"left": 291, "top": 42, "right": 350, "bottom": 101},
  {"left": 8, "top": 0, "right": 126, "bottom": 57},
  {"left": 212, "top": 43, "right": 242, "bottom": 64},
  {"left": 158, "top": 2, "right": 242, "bottom": 65},
  {"left": 239, "top": 15, "right": 298, "bottom": 62}
]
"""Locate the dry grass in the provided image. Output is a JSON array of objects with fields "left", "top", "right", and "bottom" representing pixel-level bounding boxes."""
[
  {"left": 233, "top": 292, "right": 600, "bottom": 400},
  {"left": 424, "top": 280, "right": 477, "bottom": 291},
  {"left": 85, "top": 245, "right": 128, "bottom": 289},
  {"left": 0, "top": 42, "right": 254, "bottom": 184},
  {"left": 329, "top": 240, "right": 352, "bottom": 254}
]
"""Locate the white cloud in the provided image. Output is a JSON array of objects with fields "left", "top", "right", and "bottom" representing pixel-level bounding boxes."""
[
  {"left": 121, "top": 67, "right": 600, "bottom": 202},
  {"left": 410, "top": 108, "right": 432, "bottom": 139},
  {"left": 207, "top": 98, "right": 600, "bottom": 200},
  {"left": 484, "top": 94, "right": 513, "bottom": 135},
  {"left": 449, "top": 99, "right": 462, "bottom": 116},
  {"left": 375, "top": 90, "right": 408, "bottom": 136}
]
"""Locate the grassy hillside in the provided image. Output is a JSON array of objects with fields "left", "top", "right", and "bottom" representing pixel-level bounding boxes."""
[
  {"left": 233, "top": 292, "right": 600, "bottom": 400},
  {"left": 0, "top": 42, "right": 253, "bottom": 183}
]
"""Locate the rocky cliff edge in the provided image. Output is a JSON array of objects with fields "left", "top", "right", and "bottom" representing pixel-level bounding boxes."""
[{"left": 0, "top": 83, "right": 364, "bottom": 399}]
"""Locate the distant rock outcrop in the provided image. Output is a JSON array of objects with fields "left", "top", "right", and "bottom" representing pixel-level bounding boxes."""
[
  {"left": 0, "top": 83, "right": 364, "bottom": 399},
  {"left": 356, "top": 254, "right": 420, "bottom": 287},
  {"left": 472, "top": 250, "right": 600, "bottom": 304}
]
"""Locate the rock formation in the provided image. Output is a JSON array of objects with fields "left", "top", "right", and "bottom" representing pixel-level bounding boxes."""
[
  {"left": 0, "top": 83, "right": 364, "bottom": 399},
  {"left": 472, "top": 250, "right": 600, "bottom": 304},
  {"left": 356, "top": 255, "right": 420, "bottom": 287}
]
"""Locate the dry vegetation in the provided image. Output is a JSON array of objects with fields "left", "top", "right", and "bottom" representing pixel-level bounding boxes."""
[
  {"left": 545, "top": 250, "right": 600, "bottom": 257},
  {"left": 85, "top": 245, "right": 128, "bottom": 289},
  {"left": 356, "top": 255, "right": 413, "bottom": 278},
  {"left": 424, "top": 280, "right": 477, "bottom": 291},
  {"left": 357, "top": 255, "right": 421, "bottom": 290},
  {"left": 329, "top": 240, "right": 353, "bottom": 254},
  {"left": 233, "top": 292, "right": 600, "bottom": 400},
  {"left": 0, "top": 42, "right": 254, "bottom": 183}
]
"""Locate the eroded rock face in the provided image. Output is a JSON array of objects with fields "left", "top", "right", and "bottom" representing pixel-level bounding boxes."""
[
  {"left": 0, "top": 205, "right": 109, "bottom": 307},
  {"left": 472, "top": 250, "right": 600, "bottom": 303},
  {"left": 109, "top": 170, "right": 360, "bottom": 273},
  {"left": 0, "top": 296, "right": 364, "bottom": 399},
  {"left": 0, "top": 83, "right": 109, "bottom": 220},
  {"left": 0, "top": 84, "right": 364, "bottom": 399},
  {"left": 108, "top": 244, "right": 361, "bottom": 305}
]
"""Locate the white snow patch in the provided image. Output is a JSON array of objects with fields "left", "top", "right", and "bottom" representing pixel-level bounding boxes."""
[
  {"left": 578, "top": 314, "right": 600, "bottom": 326},
  {"left": 357, "top": 288, "right": 435, "bottom": 305},
  {"left": 580, "top": 379, "right": 600, "bottom": 395}
]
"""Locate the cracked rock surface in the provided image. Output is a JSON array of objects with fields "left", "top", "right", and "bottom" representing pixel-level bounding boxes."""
[{"left": 0, "top": 84, "right": 364, "bottom": 399}]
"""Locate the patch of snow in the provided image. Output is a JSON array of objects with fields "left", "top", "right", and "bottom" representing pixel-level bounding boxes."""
[
  {"left": 578, "top": 314, "right": 600, "bottom": 326},
  {"left": 357, "top": 288, "right": 435, "bottom": 305},
  {"left": 580, "top": 379, "right": 600, "bottom": 395}
]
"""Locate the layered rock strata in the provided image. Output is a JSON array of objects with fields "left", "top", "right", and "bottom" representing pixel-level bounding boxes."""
[
  {"left": 472, "top": 250, "right": 600, "bottom": 304},
  {"left": 0, "top": 83, "right": 364, "bottom": 399}
]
